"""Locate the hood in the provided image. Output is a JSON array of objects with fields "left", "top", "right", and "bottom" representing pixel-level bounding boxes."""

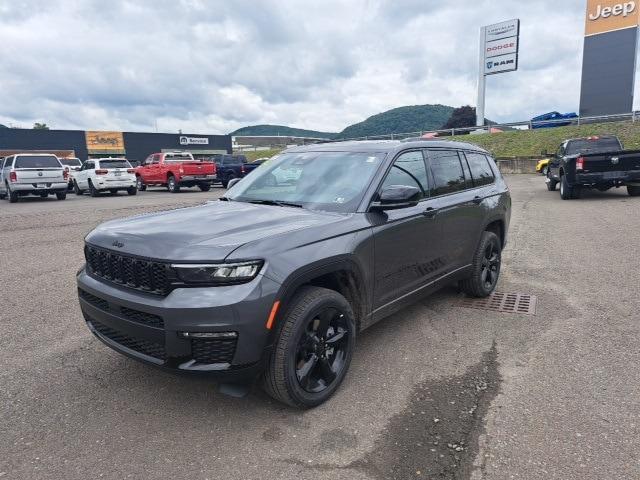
[{"left": 85, "top": 200, "right": 351, "bottom": 261}]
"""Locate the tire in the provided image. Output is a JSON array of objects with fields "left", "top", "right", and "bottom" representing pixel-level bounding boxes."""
[
  {"left": 167, "top": 175, "right": 180, "bottom": 193},
  {"left": 546, "top": 171, "right": 557, "bottom": 191},
  {"left": 263, "top": 286, "right": 356, "bottom": 408},
  {"left": 222, "top": 174, "right": 235, "bottom": 189},
  {"left": 9, "top": 187, "right": 18, "bottom": 203},
  {"left": 127, "top": 186, "right": 137, "bottom": 196},
  {"left": 560, "top": 174, "right": 574, "bottom": 200},
  {"left": 0, "top": 191, "right": 6, "bottom": 200},
  {"left": 628, "top": 185, "right": 640, "bottom": 197},
  {"left": 459, "top": 231, "right": 502, "bottom": 298},
  {"left": 88, "top": 180, "right": 100, "bottom": 197},
  {"left": 73, "top": 180, "right": 84, "bottom": 195},
  {"left": 198, "top": 183, "right": 211, "bottom": 192},
  {"left": 136, "top": 176, "right": 147, "bottom": 191},
  {"left": 109, "top": 189, "right": 118, "bottom": 195},
  {"left": 56, "top": 191, "right": 66, "bottom": 201}
]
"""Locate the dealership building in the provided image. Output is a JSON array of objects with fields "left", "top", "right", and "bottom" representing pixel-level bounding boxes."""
[{"left": 0, "top": 128, "right": 232, "bottom": 162}]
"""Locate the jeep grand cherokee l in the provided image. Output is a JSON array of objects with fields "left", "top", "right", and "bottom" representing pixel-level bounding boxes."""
[{"left": 76, "top": 140, "right": 511, "bottom": 408}]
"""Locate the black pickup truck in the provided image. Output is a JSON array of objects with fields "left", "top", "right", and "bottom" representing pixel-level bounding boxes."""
[{"left": 546, "top": 135, "right": 640, "bottom": 199}]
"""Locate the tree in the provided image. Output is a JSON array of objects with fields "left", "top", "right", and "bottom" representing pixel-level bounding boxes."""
[
  {"left": 33, "top": 122, "right": 49, "bottom": 130},
  {"left": 441, "top": 106, "right": 479, "bottom": 130}
]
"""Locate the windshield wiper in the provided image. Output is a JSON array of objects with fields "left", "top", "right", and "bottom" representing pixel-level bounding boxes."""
[{"left": 248, "top": 199, "right": 303, "bottom": 208}]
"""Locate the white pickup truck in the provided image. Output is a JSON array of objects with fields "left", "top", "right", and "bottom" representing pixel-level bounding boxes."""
[{"left": 0, "top": 154, "right": 68, "bottom": 203}]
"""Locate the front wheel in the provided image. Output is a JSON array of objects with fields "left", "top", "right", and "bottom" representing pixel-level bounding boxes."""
[
  {"left": 136, "top": 176, "right": 147, "bottom": 191},
  {"left": 73, "top": 180, "right": 84, "bottom": 195},
  {"left": 198, "top": 183, "right": 211, "bottom": 192},
  {"left": 459, "top": 231, "right": 501, "bottom": 298},
  {"left": 263, "top": 286, "right": 356, "bottom": 408},
  {"left": 628, "top": 185, "right": 640, "bottom": 197},
  {"left": 167, "top": 175, "right": 180, "bottom": 193},
  {"left": 546, "top": 171, "right": 557, "bottom": 191}
]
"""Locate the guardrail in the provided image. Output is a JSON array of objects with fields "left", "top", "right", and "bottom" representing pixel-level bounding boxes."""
[{"left": 327, "top": 111, "right": 640, "bottom": 143}]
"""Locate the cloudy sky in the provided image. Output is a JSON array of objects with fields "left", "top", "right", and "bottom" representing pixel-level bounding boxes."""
[{"left": 0, "top": 0, "right": 617, "bottom": 134}]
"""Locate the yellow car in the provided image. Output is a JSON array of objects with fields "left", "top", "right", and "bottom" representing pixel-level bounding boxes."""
[{"left": 536, "top": 158, "right": 551, "bottom": 175}]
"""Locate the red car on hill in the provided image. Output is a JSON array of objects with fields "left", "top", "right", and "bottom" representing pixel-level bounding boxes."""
[{"left": 135, "top": 152, "right": 217, "bottom": 193}]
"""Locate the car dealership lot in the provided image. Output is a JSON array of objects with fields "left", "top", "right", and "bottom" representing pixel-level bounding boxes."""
[{"left": 1, "top": 176, "right": 639, "bottom": 480}]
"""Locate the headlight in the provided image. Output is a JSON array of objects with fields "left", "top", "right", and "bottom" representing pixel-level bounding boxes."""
[{"left": 171, "top": 260, "right": 263, "bottom": 285}]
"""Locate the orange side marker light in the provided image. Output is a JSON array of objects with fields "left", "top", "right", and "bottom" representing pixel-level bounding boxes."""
[{"left": 266, "top": 301, "right": 280, "bottom": 330}]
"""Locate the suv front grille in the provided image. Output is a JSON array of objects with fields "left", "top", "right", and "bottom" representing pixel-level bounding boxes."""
[
  {"left": 191, "top": 338, "right": 237, "bottom": 364},
  {"left": 78, "top": 288, "right": 109, "bottom": 311},
  {"left": 89, "top": 319, "right": 166, "bottom": 361},
  {"left": 120, "top": 307, "right": 164, "bottom": 329},
  {"left": 85, "top": 245, "right": 170, "bottom": 295}
]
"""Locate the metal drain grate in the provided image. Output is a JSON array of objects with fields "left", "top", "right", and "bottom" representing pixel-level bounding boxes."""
[{"left": 458, "top": 292, "right": 537, "bottom": 315}]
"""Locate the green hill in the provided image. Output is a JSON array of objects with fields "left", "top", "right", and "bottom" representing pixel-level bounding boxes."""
[
  {"left": 229, "top": 125, "right": 335, "bottom": 139},
  {"left": 454, "top": 120, "right": 640, "bottom": 157},
  {"left": 334, "top": 104, "right": 454, "bottom": 139}
]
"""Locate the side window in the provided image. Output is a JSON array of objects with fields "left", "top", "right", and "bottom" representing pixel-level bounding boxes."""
[
  {"left": 5, "top": 156, "right": 14, "bottom": 167},
  {"left": 85, "top": 161, "right": 95, "bottom": 170},
  {"left": 428, "top": 149, "right": 466, "bottom": 196},
  {"left": 152, "top": 154, "right": 161, "bottom": 164},
  {"left": 465, "top": 152, "right": 495, "bottom": 187},
  {"left": 459, "top": 152, "right": 474, "bottom": 189},
  {"left": 380, "top": 151, "right": 429, "bottom": 198}
]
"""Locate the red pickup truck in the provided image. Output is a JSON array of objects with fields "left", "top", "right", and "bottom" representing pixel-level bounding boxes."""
[{"left": 135, "top": 152, "right": 217, "bottom": 193}]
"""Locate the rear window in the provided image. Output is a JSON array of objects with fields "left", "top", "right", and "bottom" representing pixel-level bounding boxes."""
[
  {"left": 15, "top": 155, "right": 61, "bottom": 168},
  {"left": 164, "top": 154, "right": 195, "bottom": 163},
  {"left": 59, "top": 158, "right": 82, "bottom": 167},
  {"left": 99, "top": 160, "right": 131, "bottom": 169},
  {"left": 565, "top": 137, "right": 621, "bottom": 156},
  {"left": 223, "top": 156, "right": 242, "bottom": 165}
]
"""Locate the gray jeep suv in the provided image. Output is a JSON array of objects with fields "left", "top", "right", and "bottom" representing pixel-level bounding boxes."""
[{"left": 76, "top": 140, "right": 511, "bottom": 408}]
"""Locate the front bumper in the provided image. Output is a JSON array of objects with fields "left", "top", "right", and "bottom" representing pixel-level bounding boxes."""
[
  {"left": 576, "top": 170, "right": 640, "bottom": 185},
  {"left": 77, "top": 267, "right": 280, "bottom": 381}
]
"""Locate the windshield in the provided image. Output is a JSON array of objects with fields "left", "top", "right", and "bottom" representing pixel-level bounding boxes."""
[
  {"left": 226, "top": 151, "right": 385, "bottom": 213},
  {"left": 59, "top": 158, "right": 82, "bottom": 167},
  {"left": 15, "top": 155, "right": 61, "bottom": 168},
  {"left": 566, "top": 138, "right": 621, "bottom": 155},
  {"left": 99, "top": 160, "right": 131, "bottom": 169}
]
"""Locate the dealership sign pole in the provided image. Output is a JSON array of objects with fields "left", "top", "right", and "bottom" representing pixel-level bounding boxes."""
[{"left": 476, "top": 19, "right": 520, "bottom": 126}]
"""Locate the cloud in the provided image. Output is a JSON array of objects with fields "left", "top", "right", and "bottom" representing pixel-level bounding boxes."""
[{"left": 0, "top": 0, "right": 618, "bottom": 135}]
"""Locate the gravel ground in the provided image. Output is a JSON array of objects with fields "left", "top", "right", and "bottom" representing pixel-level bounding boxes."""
[{"left": 1, "top": 177, "right": 638, "bottom": 480}]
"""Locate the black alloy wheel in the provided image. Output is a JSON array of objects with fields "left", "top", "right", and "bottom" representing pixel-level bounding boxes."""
[
  {"left": 480, "top": 240, "right": 500, "bottom": 292},
  {"left": 295, "top": 307, "right": 350, "bottom": 394}
]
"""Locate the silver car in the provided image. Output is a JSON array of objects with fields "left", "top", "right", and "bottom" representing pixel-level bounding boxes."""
[{"left": 0, "top": 153, "right": 68, "bottom": 203}]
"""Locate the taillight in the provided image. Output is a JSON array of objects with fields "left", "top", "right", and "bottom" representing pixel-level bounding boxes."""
[
  {"left": 576, "top": 157, "right": 585, "bottom": 171},
  {"left": 9, "top": 171, "right": 17, "bottom": 182},
  {"left": 126, "top": 169, "right": 135, "bottom": 174},
  {"left": 241, "top": 165, "right": 245, "bottom": 174},
  {"left": 212, "top": 164, "right": 217, "bottom": 174},
  {"left": 63, "top": 167, "right": 69, "bottom": 180},
  {"left": 95, "top": 169, "right": 108, "bottom": 175}
]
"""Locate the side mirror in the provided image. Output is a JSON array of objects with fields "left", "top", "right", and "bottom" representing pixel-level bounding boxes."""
[
  {"left": 371, "top": 185, "right": 421, "bottom": 211},
  {"left": 227, "top": 177, "right": 242, "bottom": 189}
]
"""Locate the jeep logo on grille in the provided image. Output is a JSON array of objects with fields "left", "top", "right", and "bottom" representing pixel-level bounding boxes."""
[
  {"left": 112, "top": 240, "right": 125, "bottom": 248},
  {"left": 611, "top": 156, "right": 620, "bottom": 165}
]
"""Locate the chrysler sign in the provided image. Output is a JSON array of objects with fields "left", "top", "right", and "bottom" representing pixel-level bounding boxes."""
[{"left": 179, "top": 136, "right": 209, "bottom": 145}]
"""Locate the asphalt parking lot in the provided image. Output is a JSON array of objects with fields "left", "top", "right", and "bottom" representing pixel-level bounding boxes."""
[{"left": 1, "top": 176, "right": 639, "bottom": 480}]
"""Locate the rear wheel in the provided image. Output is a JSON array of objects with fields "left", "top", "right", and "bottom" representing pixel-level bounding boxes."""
[
  {"left": 9, "top": 187, "right": 18, "bottom": 203},
  {"left": 198, "top": 183, "right": 211, "bottom": 192},
  {"left": 55, "top": 191, "right": 66, "bottom": 201},
  {"left": 263, "top": 286, "right": 356, "bottom": 408},
  {"left": 628, "top": 185, "right": 640, "bottom": 197},
  {"left": 560, "top": 174, "right": 579, "bottom": 200},
  {"left": 136, "top": 176, "right": 147, "bottom": 191},
  {"left": 127, "top": 186, "right": 137, "bottom": 196},
  {"left": 73, "top": 180, "right": 84, "bottom": 195},
  {"left": 459, "top": 231, "right": 501, "bottom": 298},
  {"left": 88, "top": 180, "right": 100, "bottom": 197},
  {"left": 167, "top": 175, "right": 180, "bottom": 193}
]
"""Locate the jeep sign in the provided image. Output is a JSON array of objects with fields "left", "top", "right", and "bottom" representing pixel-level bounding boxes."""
[
  {"left": 179, "top": 136, "right": 209, "bottom": 146},
  {"left": 585, "top": 0, "right": 639, "bottom": 35}
]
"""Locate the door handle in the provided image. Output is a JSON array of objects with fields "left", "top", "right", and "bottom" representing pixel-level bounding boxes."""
[
  {"left": 422, "top": 207, "right": 438, "bottom": 218},
  {"left": 472, "top": 196, "right": 483, "bottom": 205}
]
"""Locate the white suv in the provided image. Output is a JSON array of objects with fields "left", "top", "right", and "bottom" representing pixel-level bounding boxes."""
[{"left": 73, "top": 158, "right": 137, "bottom": 197}]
